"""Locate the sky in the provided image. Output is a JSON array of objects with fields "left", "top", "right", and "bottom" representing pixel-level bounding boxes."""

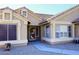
[{"left": 0, "top": 4, "right": 77, "bottom": 15}]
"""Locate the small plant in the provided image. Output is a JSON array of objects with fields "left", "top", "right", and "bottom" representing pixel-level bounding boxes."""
[{"left": 4, "top": 43, "right": 11, "bottom": 51}]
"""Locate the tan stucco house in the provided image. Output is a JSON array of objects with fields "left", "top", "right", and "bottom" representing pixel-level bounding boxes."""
[{"left": 0, "top": 5, "right": 79, "bottom": 45}]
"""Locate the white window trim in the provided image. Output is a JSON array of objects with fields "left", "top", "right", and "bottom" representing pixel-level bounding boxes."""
[
  {"left": 55, "top": 24, "right": 72, "bottom": 38},
  {"left": 3, "top": 12, "right": 12, "bottom": 20},
  {"left": 21, "top": 10, "right": 27, "bottom": 16},
  {"left": 43, "top": 24, "right": 50, "bottom": 38},
  {"left": 35, "top": 26, "right": 39, "bottom": 37}
]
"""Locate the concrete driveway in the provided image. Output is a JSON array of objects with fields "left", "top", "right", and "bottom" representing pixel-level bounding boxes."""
[
  {"left": 0, "top": 42, "right": 62, "bottom": 55},
  {"left": 0, "top": 41, "right": 79, "bottom": 55}
]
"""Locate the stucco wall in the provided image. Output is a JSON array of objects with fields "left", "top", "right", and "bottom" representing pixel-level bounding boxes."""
[{"left": 20, "top": 21, "right": 27, "bottom": 41}]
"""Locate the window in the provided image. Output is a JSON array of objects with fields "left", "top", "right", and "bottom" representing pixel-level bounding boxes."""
[
  {"left": 22, "top": 11, "right": 26, "bottom": 16},
  {"left": 42, "top": 24, "right": 50, "bottom": 38},
  {"left": 45, "top": 25, "right": 50, "bottom": 38},
  {"left": 68, "top": 26, "right": 72, "bottom": 37},
  {"left": 5, "top": 13, "right": 10, "bottom": 20},
  {"left": 36, "top": 27, "right": 39, "bottom": 37},
  {"left": 0, "top": 14, "right": 2, "bottom": 19},
  {"left": 42, "top": 25, "right": 45, "bottom": 37},
  {"left": 56, "top": 25, "right": 72, "bottom": 38}
]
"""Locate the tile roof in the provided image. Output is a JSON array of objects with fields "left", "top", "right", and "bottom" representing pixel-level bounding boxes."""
[
  {"left": 47, "top": 5, "right": 79, "bottom": 21},
  {"left": 35, "top": 13, "right": 53, "bottom": 22}
]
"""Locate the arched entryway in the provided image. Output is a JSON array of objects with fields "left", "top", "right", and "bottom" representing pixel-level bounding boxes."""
[{"left": 27, "top": 22, "right": 41, "bottom": 42}]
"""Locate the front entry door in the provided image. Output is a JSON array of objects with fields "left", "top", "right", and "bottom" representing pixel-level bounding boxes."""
[
  {"left": 0, "top": 24, "right": 17, "bottom": 41},
  {"left": 29, "top": 26, "right": 40, "bottom": 41}
]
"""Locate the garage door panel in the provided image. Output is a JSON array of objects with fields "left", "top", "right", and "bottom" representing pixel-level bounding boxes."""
[
  {"left": 0, "top": 25, "right": 7, "bottom": 41},
  {"left": 9, "top": 25, "right": 17, "bottom": 40}
]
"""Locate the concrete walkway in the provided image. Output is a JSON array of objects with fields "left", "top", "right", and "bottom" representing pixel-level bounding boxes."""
[{"left": 33, "top": 42, "right": 79, "bottom": 55}]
